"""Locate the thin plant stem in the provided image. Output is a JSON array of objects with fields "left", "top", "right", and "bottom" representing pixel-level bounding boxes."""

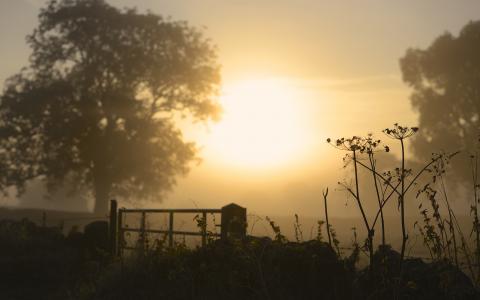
[
  {"left": 364, "top": 156, "right": 444, "bottom": 230},
  {"left": 400, "top": 138, "right": 407, "bottom": 264},
  {"left": 372, "top": 181, "right": 401, "bottom": 229},
  {"left": 323, "top": 188, "right": 332, "bottom": 247},
  {"left": 370, "top": 154, "right": 385, "bottom": 245},
  {"left": 471, "top": 154, "right": 480, "bottom": 283},
  {"left": 353, "top": 151, "right": 370, "bottom": 231},
  {"left": 356, "top": 160, "right": 401, "bottom": 197},
  {"left": 439, "top": 174, "right": 459, "bottom": 267},
  {"left": 356, "top": 153, "right": 446, "bottom": 198},
  {"left": 352, "top": 150, "right": 374, "bottom": 267}
]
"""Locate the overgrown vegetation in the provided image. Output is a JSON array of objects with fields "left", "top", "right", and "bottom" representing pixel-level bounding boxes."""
[
  {"left": 325, "top": 124, "right": 480, "bottom": 298},
  {"left": 0, "top": 219, "right": 109, "bottom": 299},
  {"left": 2, "top": 124, "right": 480, "bottom": 299}
]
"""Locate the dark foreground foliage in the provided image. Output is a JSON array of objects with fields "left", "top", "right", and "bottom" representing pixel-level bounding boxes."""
[
  {"left": 94, "top": 238, "right": 351, "bottom": 300},
  {"left": 0, "top": 219, "right": 109, "bottom": 300},
  {"left": 0, "top": 219, "right": 478, "bottom": 300},
  {"left": 355, "top": 245, "right": 478, "bottom": 300}
]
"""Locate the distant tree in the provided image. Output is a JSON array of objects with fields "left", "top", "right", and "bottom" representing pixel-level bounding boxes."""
[
  {"left": 400, "top": 21, "right": 480, "bottom": 183},
  {"left": 0, "top": 0, "right": 220, "bottom": 214}
]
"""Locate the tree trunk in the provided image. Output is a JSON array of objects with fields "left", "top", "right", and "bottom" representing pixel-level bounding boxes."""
[
  {"left": 93, "top": 167, "right": 111, "bottom": 215},
  {"left": 93, "top": 124, "right": 113, "bottom": 216},
  {"left": 94, "top": 185, "right": 110, "bottom": 215}
]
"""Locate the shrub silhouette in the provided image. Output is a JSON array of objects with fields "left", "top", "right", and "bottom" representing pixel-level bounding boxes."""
[{"left": 94, "top": 239, "right": 352, "bottom": 300}]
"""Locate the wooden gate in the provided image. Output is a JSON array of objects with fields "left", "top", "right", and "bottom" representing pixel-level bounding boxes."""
[{"left": 108, "top": 200, "right": 246, "bottom": 256}]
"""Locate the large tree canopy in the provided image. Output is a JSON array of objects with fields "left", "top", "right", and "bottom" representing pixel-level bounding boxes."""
[
  {"left": 400, "top": 21, "right": 480, "bottom": 183},
  {"left": 0, "top": 0, "right": 220, "bottom": 213}
]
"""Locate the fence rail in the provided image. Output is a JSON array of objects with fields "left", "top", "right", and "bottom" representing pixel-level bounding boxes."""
[
  {"left": 121, "top": 208, "right": 222, "bottom": 214},
  {"left": 122, "top": 228, "right": 222, "bottom": 237}
]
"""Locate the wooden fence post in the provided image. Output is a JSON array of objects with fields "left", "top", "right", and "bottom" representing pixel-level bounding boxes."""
[
  {"left": 221, "top": 203, "right": 246, "bottom": 240},
  {"left": 140, "top": 211, "right": 146, "bottom": 252},
  {"left": 109, "top": 200, "right": 118, "bottom": 256},
  {"left": 168, "top": 211, "right": 174, "bottom": 247},
  {"left": 117, "top": 208, "right": 123, "bottom": 257},
  {"left": 201, "top": 211, "right": 207, "bottom": 247},
  {"left": 42, "top": 211, "right": 46, "bottom": 228}
]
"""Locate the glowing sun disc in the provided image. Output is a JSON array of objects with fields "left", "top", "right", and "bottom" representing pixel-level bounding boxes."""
[{"left": 207, "top": 78, "right": 310, "bottom": 169}]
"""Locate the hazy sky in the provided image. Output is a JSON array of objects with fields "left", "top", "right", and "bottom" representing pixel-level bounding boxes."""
[{"left": 1, "top": 0, "right": 480, "bottom": 216}]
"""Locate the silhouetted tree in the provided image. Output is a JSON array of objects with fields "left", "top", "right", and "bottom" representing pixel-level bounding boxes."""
[
  {"left": 400, "top": 21, "right": 480, "bottom": 183},
  {"left": 0, "top": 0, "right": 220, "bottom": 214}
]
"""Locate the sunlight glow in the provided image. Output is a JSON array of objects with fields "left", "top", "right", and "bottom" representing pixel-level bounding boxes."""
[{"left": 207, "top": 78, "right": 312, "bottom": 169}]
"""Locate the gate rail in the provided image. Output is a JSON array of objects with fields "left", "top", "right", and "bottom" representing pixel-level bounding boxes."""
[{"left": 109, "top": 200, "right": 246, "bottom": 256}]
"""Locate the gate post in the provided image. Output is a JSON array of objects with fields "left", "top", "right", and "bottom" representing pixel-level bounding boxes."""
[
  {"left": 140, "top": 211, "right": 146, "bottom": 252},
  {"left": 109, "top": 199, "right": 118, "bottom": 256},
  {"left": 201, "top": 211, "right": 207, "bottom": 247},
  {"left": 117, "top": 208, "right": 124, "bottom": 257},
  {"left": 168, "top": 211, "right": 174, "bottom": 247},
  {"left": 221, "top": 203, "right": 246, "bottom": 240}
]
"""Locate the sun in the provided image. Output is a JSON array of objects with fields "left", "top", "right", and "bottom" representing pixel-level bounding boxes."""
[{"left": 206, "top": 78, "right": 311, "bottom": 169}]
